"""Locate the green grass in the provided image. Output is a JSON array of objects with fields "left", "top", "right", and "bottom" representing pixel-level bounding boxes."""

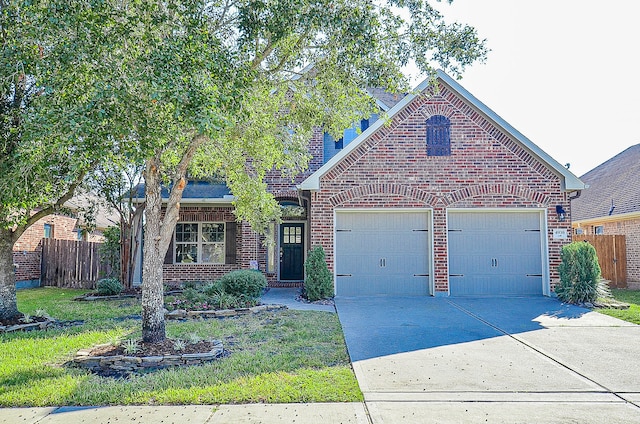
[
  {"left": 597, "top": 289, "right": 640, "bottom": 325},
  {"left": 0, "top": 288, "right": 361, "bottom": 406}
]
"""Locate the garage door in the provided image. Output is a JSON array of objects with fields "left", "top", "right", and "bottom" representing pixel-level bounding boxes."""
[
  {"left": 335, "top": 211, "right": 431, "bottom": 296},
  {"left": 448, "top": 211, "right": 544, "bottom": 296}
]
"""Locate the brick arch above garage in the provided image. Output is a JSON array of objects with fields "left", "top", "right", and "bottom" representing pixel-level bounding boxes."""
[
  {"left": 328, "top": 183, "right": 438, "bottom": 207},
  {"left": 443, "top": 183, "right": 554, "bottom": 207}
]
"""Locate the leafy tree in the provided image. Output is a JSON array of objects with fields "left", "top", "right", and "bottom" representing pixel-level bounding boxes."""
[
  {"left": 1, "top": 0, "right": 487, "bottom": 341},
  {"left": 91, "top": 164, "right": 145, "bottom": 289},
  {"left": 0, "top": 1, "right": 123, "bottom": 320}
]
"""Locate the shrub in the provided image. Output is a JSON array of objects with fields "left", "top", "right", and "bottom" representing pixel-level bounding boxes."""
[
  {"left": 304, "top": 246, "right": 333, "bottom": 301},
  {"left": 218, "top": 270, "right": 267, "bottom": 300},
  {"left": 556, "top": 241, "right": 602, "bottom": 304},
  {"left": 96, "top": 278, "right": 124, "bottom": 296}
]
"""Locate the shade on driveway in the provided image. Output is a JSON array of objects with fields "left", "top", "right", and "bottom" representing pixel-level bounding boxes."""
[{"left": 336, "top": 296, "right": 640, "bottom": 423}]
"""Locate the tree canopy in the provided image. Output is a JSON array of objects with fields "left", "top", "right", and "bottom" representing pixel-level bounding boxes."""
[{"left": 0, "top": 0, "right": 487, "bottom": 334}]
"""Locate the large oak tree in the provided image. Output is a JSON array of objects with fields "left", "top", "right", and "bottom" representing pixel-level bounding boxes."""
[{"left": 1, "top": 0, "right": 487, "bottom": 341}]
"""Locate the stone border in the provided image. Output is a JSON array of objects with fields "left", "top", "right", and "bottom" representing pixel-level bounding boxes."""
[
  {"left": 0, "top": 318, "right": 57, "bottom": 333},
  {"left": 165, "top": 304, "right": 287, "bottom": 320},
  {"left": 73, "top": 341, "right": 225, "bottom": 374}
]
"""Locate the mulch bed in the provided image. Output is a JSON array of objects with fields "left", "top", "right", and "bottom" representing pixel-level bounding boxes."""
[
  {"left": 0, "top": 314, "right": 49, "bottom": 327},
  {"left": 89, "top": 339, "right": 220, "bottom": 357}
]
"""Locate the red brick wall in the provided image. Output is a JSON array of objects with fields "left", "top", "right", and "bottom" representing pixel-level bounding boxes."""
[
  {"left": 265, "top": 128, "right": 324, "bottom": 198},
  {"left": 13, "top": 214, "right": 86, "bottom": 282},
  {"left": 309, "top": 84, "right": 573, "bottom": 294},
  {"left": 161, "top": 207, "right": 277, "bottom": 285}
]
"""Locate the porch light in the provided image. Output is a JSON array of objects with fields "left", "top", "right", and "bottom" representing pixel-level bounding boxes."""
[{"left": 555, "top": 205, "right": 566, "bottom": 222}]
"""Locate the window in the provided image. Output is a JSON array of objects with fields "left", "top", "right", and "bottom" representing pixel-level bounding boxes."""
[
  {"left": 175, "top": 222, "right": 225, "bottom": 264},
  {"left": 594, "top": 226, "right": 604, "bottom": 235},
  {"left": 426, "top": 115, "right": 451, "bottom": 156},
  {"left": 265, "top": 222, "right": 277, "bottom": 274},
  {"left": 76, "top": 229, "right": 84, "bottom": 241},
  {"left": 43, "top": 224, "right": 53, "bottom": 239},
  {"left": 322, "top": 115, "right": 379, "bottom": 163}
]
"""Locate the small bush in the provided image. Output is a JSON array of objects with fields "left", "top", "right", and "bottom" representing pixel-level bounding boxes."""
[
  {"left": 218, "top": 270, "right": 267, "bottom": 300},
  {"left": 96, "top": 278, "right": 124, "bottom": 296},
  {"left": 556, "top": 241, "right": 602, "bottom": 303},
  {"left": 304, "top": 246, "right": 333, "bottom": 301}
]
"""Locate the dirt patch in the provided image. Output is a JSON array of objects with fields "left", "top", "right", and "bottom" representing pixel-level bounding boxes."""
[{"left": 90, "top": 339, "right": 218, "bottom": 357}]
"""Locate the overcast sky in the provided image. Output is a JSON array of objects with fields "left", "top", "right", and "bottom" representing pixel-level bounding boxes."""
[{"left": 413, "top": 0, "right": 640, "bottom": 177}]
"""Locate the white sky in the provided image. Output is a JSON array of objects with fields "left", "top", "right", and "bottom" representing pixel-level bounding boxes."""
[{"left": 411, "top": 0, "right": 640, "bottom": 177}]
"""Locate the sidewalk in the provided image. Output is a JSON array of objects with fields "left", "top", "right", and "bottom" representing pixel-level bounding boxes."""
[{"left": 0, "top": 403, "right": 369, "bottom": 424}]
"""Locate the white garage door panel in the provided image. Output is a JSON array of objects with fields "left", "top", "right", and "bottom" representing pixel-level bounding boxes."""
[
  {"left": 336, "top": 211, "right": 430, "bottom": 296},
  {"left": 449, "top": 211, "right": 544, "bottom": 296}
]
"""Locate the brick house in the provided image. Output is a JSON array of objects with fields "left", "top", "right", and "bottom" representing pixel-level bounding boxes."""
[
  {"left": 143, "top": 70, "right": 584, "bottom": 296},
  {"left": 13, "top": 200, "right": 116, "bottom": 288},
  {"left": 571, "top": 144, "right": 640, "bottom": 289}
]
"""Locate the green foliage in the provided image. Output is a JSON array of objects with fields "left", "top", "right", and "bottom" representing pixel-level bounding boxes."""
[
  {"left": 122, "top": 339, "right": 140, "bottom": 355},
  {"left": 99, "top": 226, "right": 121, "bottom": 279},
  {"left": 96, "top": 278, "right": 124, "bottom": 296},
  {"left": 166, "top": 275, "right": 265, "bottom": 311},
  {"left": 218, "top": 270, "right": 267, "bottom": 301},
  {"left": 556, "top": 242, "right": 602, "bottom": 303},
  {"left": 304, "top": 246, "right": 333, "bottom": 301}
]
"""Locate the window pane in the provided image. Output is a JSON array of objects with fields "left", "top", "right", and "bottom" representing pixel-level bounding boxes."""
[
  {"left": 176, "top": 223, "right": 198, "bottom": 242},
  {"left": 202, "top": 244, "right": 224, "bottom": 263},
  {"left": 266, "top": 222, "right": 277, "bottom": 273},
  {"left": 176, "top": 244, "right": 198, "bottom": 263},
  {"left": 202, "top": 223, "right": 224, "bottom": 242}
]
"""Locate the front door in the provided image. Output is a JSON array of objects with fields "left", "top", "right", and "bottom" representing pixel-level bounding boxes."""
[{"left": 280, "top": 223, "right": 304, "bottom": 280}]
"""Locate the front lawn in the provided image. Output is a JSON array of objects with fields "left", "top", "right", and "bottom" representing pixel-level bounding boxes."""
[
  {"left": 0, "top": 287, "right": 361, "bottom": 406},
  {"left": 597, "top": 289, "right": 640, "bottom": 325}
]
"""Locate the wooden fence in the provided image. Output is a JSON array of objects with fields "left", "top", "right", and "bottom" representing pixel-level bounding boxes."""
[
  {"left": 41, "top": 239, "right": 108, "bottom": 288},
  {"left": 578, "top": 235, "right": 627, "bottom": 288}
]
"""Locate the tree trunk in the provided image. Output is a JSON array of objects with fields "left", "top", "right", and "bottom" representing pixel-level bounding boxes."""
[
  {"left": 141, "top": 159, "right": 166, "bottom": 343},
  {"left": 0, "top": 227, "right": 20, "bottom": 321},
  {"left": 120, "top": 217, "right": 132, "bottom": 289}
]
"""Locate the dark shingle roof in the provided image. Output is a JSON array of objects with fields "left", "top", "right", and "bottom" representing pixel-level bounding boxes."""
[
  {"left": 368, "top": 87, "right": 407, "bottom": 109},
  {"left": 572, "top": 144, "right": 640, "bottom": 220},
  {"left": 133, "top": 181, "right": 231, "bottom": 201}
]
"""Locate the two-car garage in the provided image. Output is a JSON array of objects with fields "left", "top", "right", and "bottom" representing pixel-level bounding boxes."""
[{"left": 334, "top": 209, "right": 547, "bottom": 297}]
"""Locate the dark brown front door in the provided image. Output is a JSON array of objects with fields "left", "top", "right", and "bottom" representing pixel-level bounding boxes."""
[{"left": 280, "top": 223, "right": 304, "bottom": 280}]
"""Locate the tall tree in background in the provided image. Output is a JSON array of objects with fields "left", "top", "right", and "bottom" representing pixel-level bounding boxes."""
[
  {"left": 0, "top": 1, "right": 123, "bottom": 321},
  {"left": 1, "top": 0, "right": 487, "bottom": 341}
]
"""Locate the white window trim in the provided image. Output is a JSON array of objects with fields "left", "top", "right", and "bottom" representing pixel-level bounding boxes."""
[{"left": 174, "top": 222, "right": 225, "bottom": 264}]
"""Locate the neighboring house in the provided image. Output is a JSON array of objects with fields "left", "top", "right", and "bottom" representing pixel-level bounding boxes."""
[
  {"left": 138, "top": 70, "right": 584, "bottom": 297},
  {"left": 12, "top": 198, "right": 117, "bottom": 288},
  {"left": 571, "top": 144, "right": 640, "bottom": 288}
]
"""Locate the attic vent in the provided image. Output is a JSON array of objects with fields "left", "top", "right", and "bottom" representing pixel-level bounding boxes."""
[{"left": 426, "top": 115, "right": 451, "bottom": 156}]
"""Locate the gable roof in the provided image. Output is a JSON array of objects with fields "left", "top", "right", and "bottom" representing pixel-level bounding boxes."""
[
  {"left": 299, "top": 70, "right": 585, "bottom": 192},
  {"left": 572, "top": 144, "right": 640, "bottom": 221}
]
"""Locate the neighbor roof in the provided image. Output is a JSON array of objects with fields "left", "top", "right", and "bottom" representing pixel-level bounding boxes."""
[
  {"left": 298, "top": 70, "right": 585, "bottom": 192},
  {"left": 572, "top": 144, "right": 640, "bottom": 221}
]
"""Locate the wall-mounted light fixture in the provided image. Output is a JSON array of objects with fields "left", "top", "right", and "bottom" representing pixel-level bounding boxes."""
[{"left": 555, "top": 205, "right": 566, "bottom": 222}]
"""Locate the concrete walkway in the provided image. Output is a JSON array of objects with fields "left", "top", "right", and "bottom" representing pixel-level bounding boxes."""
[
  {"left": 4, "top": 294, "right": 640, "bottom": 423},
  {"left": 336, "top": 296, "right": 640, "bottom": 423},
  {"left": 260, "top": 287, "right": 336, "bottom": 312}
]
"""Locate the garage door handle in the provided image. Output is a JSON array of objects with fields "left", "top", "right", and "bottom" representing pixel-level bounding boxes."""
[
  {"left": 449, "top": 274, "right": 464, "bottom": 277},
  {"left": 413, "top": 274, "right": 430, "bottom": 277},
  {"left": 526, "top": 274, "right": 543, "bottom": 277},
  {"left": 379, "top": 258, "right": 386, "bottom": 267},
  {"left": 337, "top": 274, "right": 352, "bottom": 277}
]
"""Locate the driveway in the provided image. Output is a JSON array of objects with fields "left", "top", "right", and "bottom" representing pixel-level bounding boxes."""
[{"left": 336, "top": 296, "right": 640, "bottom": 423}]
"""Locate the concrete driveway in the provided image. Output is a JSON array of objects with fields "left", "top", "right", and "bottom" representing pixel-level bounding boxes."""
[{"left": 336, "top": 296, "right": 640, "bottom": 423}]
